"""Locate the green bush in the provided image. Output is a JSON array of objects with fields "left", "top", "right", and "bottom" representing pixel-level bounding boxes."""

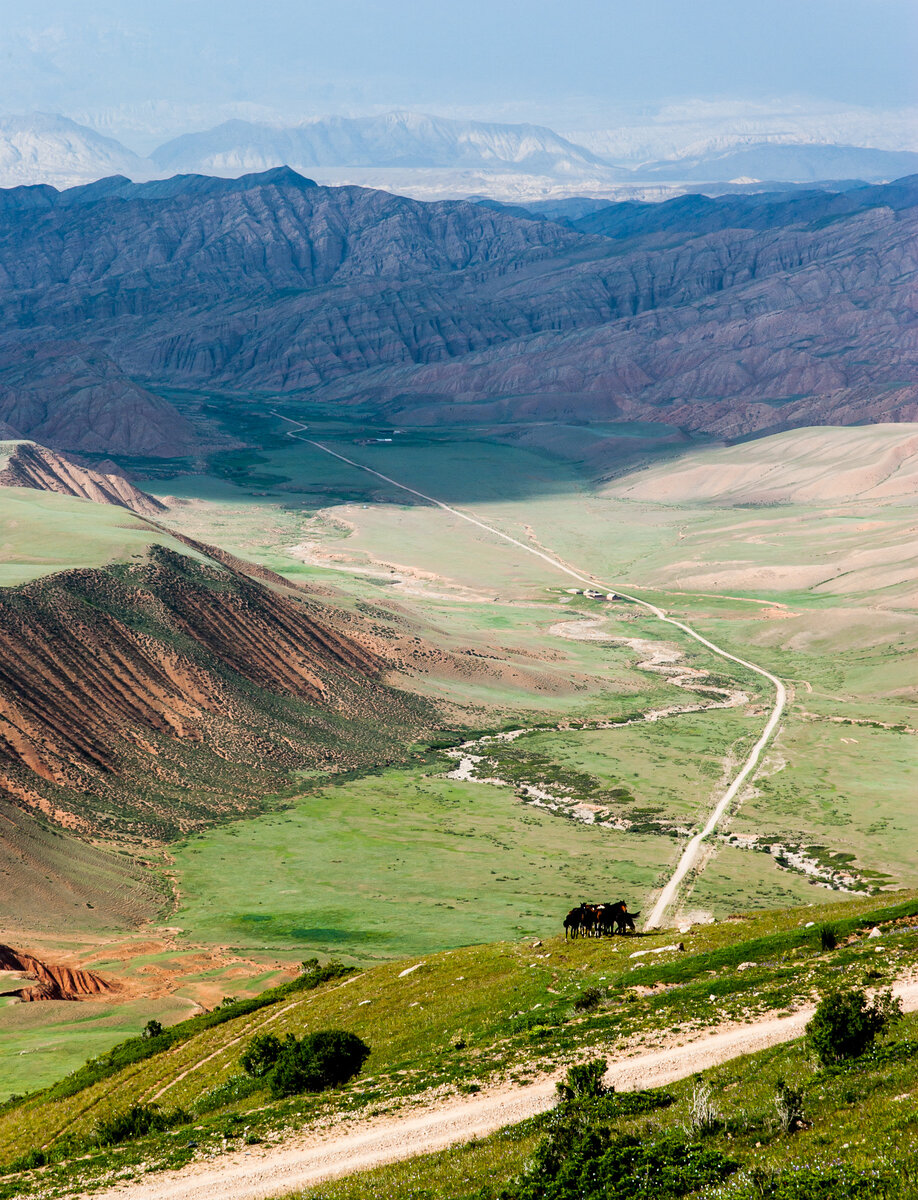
[
  {"left": 240, "top": 1033, "right": 283, "bottom": 1078},
  {"left": 807, "top": 988, "right": 902, "bottom": 1065},
  {"left": 817, "top": 924, "right": 838, "bottom": 952},
  {"left": 504, "top": 1129, "right": 736, "bottom": 1200},
  {"left": 267, "top": 1030, "right": 371, "bottom": 1099},
  {"left": 556, "top": 1058, "right": 608, "bottom": 1102},
  {"left": 572, "top": 987, "right": 604, "bottom": 1013}
]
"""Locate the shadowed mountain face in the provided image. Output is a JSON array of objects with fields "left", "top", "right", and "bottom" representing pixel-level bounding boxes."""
[{"left": 0, "top": 168, "right": 915, "bottom": 452}]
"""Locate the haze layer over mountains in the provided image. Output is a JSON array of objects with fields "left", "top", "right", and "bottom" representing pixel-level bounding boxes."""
[{"left": 3, "top": 110, "right": 918, "bottom": 201}]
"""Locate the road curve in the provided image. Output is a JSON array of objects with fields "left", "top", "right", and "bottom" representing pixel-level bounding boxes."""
[
  {"left": 274, "top": 417, "right": 786, "bottom": 929},
  {"left": 86, "top": 981, "right": 918, "bottom": 1200}
]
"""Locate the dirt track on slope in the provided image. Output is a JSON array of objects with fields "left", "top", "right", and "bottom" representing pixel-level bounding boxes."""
[{"left": 85, "top": 980, "right": 918, "bottom": 1200}]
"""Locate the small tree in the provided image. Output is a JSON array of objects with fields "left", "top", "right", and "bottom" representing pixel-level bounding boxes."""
[
  {"left": 269, "top": 1030, "right": 370, "bottom": 1098},
  {"left": 141, "top": 1019, "right": 164, "bottom": 1040},
  {"left": 807, "top": 988, "right": 902, "bottom": 1065}
]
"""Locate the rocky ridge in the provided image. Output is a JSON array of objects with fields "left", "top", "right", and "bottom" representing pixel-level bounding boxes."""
[
  {"left": 0, "top": 944, "right": 114, "bottom": 1002},
  {"left": 0, "top": 440, "right": 165, "bottom": 515},
  {"left": 0, "top": 543, "right": 430, "bottom": 841}
]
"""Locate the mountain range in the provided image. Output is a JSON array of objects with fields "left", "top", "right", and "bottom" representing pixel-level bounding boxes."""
[
  {"left": 0, "top": 166, "right": 914, "bottom": 457},
  {"left": 3, "top": 112, "right": 918, "bottom": 201}
]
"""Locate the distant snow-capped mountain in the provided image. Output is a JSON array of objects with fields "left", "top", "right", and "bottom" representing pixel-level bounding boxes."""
[
  {"left": 0, "top": 113, "right": 153, "bottom": 189},
  {"left": 3, "top": 110, "right": 917, "bottom": 202},
  {"left": 150, "top": 111, "right": 625, "bottom": 177}
]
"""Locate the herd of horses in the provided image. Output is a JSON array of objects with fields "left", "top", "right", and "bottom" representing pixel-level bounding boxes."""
[{"left": 563, "top": 900, "right": 639, "bottom": 938}]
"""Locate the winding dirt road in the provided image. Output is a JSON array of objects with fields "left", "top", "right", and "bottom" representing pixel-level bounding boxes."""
[
  {"left": 275, "top": 417, "right": 787, "bottom": 928},
  {"left": 87, "top": 980, "right": 918, "bottom": 1200}
]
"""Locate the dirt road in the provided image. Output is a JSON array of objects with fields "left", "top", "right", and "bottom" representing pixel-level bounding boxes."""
[
  {"left": 274, "top": 418, "right": 786, "bottom": 929},
  {"left": 87, "top": 980, "right": 918, "bottom": 1200}
]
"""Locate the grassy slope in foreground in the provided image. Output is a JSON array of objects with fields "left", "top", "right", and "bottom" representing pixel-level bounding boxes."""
[
  {"left": 0, "top": 485, "right": 193, "bottom": 586},
  {"left": 2, "top": 890, "right": 917, "bottom": 1197}
]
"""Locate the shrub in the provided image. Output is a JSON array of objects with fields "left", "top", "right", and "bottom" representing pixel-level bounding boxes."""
[
  {"left": 817, "top": 924, "right": 838, "bottom": 952},
  {"left": 573, "top": 987, "right": 604, "bottom": 1013},
  {"left": 93, "top": 1103, "right": 189, "bottom": 1147},
  {"left": 806, "top": 988, "right": 902, "bottom": 1065},
  {"left": 268, "top": 1030, "right": 370, "bottom": 1099},
  {"left": 504, "top": 1129, "right": 737, "bottom": 1200},
  {"left": 195, "top": 1074, "right": 261, "bottom": 1114},
  {"left": 142, "top": 1019, "right": 164, "bottom": 1040},
  {"left": 773, "top": 1079, "right": 806, "bottom": 1132},
  {"left": 556, "top": 1058, "right": 609, "bottom": 1102},
  {"left": 240, "top": 1033, "right": 283, "bottom": 1078},
  {"left": 686, "top": 1080, "right": 720, "bottom": 1135}
]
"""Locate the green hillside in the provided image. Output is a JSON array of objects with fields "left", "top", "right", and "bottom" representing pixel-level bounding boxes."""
[{"left": 2, "top": 891, "right": 917, "bottom": 1198}]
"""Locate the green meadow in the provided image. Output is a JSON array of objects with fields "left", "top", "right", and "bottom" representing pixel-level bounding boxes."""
[{"left": 170, "top": 765, "right": 669, "bottom": 964}]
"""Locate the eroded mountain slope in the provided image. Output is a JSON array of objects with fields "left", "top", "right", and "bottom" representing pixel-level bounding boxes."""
[
  {"left": 0, "top": 440, "right": 165, "bottom": 515},
  {"left": 0, "top": 543, "right": 430, "bottom": 841},
  {"left": 0, "top": 170, "right": 915, "bottom": 454}
]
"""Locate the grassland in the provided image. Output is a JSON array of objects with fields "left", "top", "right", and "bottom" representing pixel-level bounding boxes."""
[
  {"left": 170, "top": 764, "right": 670, "bottom": 963},
  {"left": 0, "top": 486, "right": 193, "bottom": 586},
  {"left": 2, "top": 891, "right": 917, "bottom": 1198},
  {"left": 146, "top": 411, "right": 917, "bottom": 921},
  {"left": 3, "top": 408, "right": 915, "bottom": 1131},
  {"left": 0, "top": 994, "right": 196, "bottom": 1101},
  {"left": 301, "top": 1011, "right": 918, "bottom": 1199}
]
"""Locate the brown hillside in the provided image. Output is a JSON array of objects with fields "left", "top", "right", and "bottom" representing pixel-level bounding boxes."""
[
  {"left": 0, "top": 440, "right": 165, "bottom": 516},
  {"left": 0, "top": 545, "right": 431, "bottom": 841}
]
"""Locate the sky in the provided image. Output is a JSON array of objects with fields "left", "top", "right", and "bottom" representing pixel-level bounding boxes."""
[{"left": 1, "top": 0, "right": 916, "bottom": 148}]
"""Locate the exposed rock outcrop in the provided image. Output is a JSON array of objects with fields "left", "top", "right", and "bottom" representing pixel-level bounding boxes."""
[
  {"left": 0, "top": 943, "right": 114, "bottom": 1001},
  {"left": 0, "top": 440, "right": 165, "bottom": 515}
]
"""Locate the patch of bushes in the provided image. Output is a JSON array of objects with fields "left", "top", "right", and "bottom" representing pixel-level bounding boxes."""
[
  {"left": 502, "top": 1127, "right": 736, "bottom": 1200},
  {"left": 240, "top": 1029, "right": 370, "bottom": 1098},
  {"left": 38, "top": 958, "right": 353, "bottom": 1105},
  {"left": 93, "top": 1103, "right": 189, "bottom": 1147},
  {"left": 807, "top": 988, "right": 902, "bottom": 1065},
  {"left": 556, "top": 1058, "right": 608, "bottom": 1101},
  {"left": 193, "top": 1074, "right": 262, "bottom": 1115}
]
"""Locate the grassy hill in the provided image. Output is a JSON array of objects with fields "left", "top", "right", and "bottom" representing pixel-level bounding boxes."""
[{"left": 2, "top": 890, "right": 917, "bottom": 1198}]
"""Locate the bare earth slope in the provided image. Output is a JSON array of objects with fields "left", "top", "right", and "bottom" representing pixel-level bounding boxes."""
[
  {"left": 0, "top": 440, "right": 165, "bottom": 515},
  {"left": 605, "top": 423, "right": 918, "bottom": 504},
  {"left": 0, "top": 543, "right": 430, "bottom": 842}
]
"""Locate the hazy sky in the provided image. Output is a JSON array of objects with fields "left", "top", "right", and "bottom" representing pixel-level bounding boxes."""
[{"left": 2, "top": 0, "right": 916, "bottom": 144}]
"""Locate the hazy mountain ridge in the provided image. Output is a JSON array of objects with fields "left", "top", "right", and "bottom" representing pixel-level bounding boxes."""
[{"left": 3, "top": 111, "right": 918, "bottom": 200}]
